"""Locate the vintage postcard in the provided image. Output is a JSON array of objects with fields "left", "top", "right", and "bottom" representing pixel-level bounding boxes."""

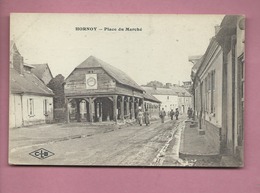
[{"left": 9, "top": 13, "right": 245, "bottom": 167}]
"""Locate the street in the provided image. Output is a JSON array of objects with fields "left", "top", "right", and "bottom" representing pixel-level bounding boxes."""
[{"left": 9, "top": 117, "right": 187, "bottom": 166}]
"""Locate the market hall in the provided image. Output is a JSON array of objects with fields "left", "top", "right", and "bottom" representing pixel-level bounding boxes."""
[{"left": 64, "top": 56, "right": 161, "bottom": 123}]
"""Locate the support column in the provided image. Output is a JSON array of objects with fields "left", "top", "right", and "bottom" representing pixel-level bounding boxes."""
[
  {"left": 99, "top": 102, "right": 102, "bottom": 122},
  {"left": 65, "top": 98, "right": 70, "bottom": 123},
  {"left": 140, "top": 98, "right": 144, "bottom": 111},
  {"left": 120, "top": 96, "right": 125, "bottom": 120},
  {"left": 125, "top": 96, "right": 130, "bottom": 119},
  {"left": 89, "top": 98, "right": 94, "bottom": 123},
  {"left": 76, "top": 99, "right": 81, "bottom": 122},
  {"left": 94, "top": 101, "right": 98, "bottom": 122},
  {"left": 131, "top": 96, "right": 135, "bottom": 120},
  {"left": 135, "top": 98, "right": 139, "bottom": 118},
  {"left": 113, "top": 95, "right": 118, "bottom": 122}
]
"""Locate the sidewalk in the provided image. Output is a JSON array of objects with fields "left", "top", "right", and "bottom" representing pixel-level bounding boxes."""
[{"left": 179, "top": 119, "right": 221, "bottom": 160}]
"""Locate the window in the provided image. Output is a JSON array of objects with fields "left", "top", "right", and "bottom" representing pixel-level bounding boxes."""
[
  {"left": 167, "top": 96, "right": 169, "bottom": 100},
  {"left": 205, "top": 77, "right": 208, "bottom": 111},
  {"left": 43, "top": 99, "right": 48, "bottom": 115},
  {"left": 28, "top": 98, "right": 34, "bottom": 116},
  {"left": 211, "top": 70, "right": 216, "bottom": 113}
]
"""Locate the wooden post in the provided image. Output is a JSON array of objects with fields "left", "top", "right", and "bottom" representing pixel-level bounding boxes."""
[
  {"left": 99, "top": 102, "right": 102, "bottom": 122},
  {"left": 120, "top": 96, "right": 125, "bottom": 120},
  {"left": 131, "top": 96, "right": 135, "bottom": 120},
  {"left": 94, "top": 101, "right": 97, "bottom": 122},
  {"left": 140, "top": 98, "right": 144, "bottom": 111},
  {"left": 135, "top": 98, "right": 139, "bottom": 119},
  {"left": 76, "top": 99, "right": 81, "bottom": 122},
  {"left": 113, "top": 95, "right": 118, "bottom": 122},
  {"left": 65, "top": 98, "right": 70, "bottom": 123},
  {"left": 89, "top": 98, "right": 94, "bottom": 123},
  {"left": 125, "top": 96, "right": 130, "bottom": 119}
]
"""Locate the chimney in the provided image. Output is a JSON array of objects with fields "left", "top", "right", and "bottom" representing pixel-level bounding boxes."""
[
  {"left": 215, "top": 25, "right": 220, "bottom": 35},
  {"left": 165, "top": 83, "right": 172, "bottom": 88},
  {"left": 13, "top": 52, "right": 24, "bottom": 75}
]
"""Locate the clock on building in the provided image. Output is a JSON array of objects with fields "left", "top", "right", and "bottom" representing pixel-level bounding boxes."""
[{"left": 86, "top": 74, "right": 97, "bottom": 89}]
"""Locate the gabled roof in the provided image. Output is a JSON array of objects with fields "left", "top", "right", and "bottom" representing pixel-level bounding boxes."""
[
  {"left": 31, "top": 63, "right": 53, "bottom": 81},
  {"left": 143, "top": 92, "right": 161, "bottom": 103},
  {"left": 10, "top": 68, "right": 54, "bottom": 96},
  {"left": 75, "top": 56, "right": 144, "bottom": 92}
]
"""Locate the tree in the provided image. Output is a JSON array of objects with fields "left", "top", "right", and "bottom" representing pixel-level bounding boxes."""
[
  {"left": 145, "top": 80, "right": 164, "bottom": 88},
  {"left": 47, "top": 74, "right": 65, "bottom": 109}
]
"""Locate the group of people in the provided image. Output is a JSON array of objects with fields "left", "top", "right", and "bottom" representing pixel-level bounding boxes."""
[
  {"left": 136, "top": 107, "right": 181, "bottom": 126},
  {"left": 158, "top": 108, "right": 179, "bottom": 123},
  {"left": 136, "top": 107, "right": 150, "bottom": 126}
]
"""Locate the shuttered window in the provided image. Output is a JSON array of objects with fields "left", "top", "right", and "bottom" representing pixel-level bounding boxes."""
[{"left": 28, "top": 98, "right": 34, "bottom": 116}]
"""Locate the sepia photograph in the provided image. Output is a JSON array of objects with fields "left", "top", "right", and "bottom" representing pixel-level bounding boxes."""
[{"left": 9, "top": 13, "right": 245, "bottom": 167}]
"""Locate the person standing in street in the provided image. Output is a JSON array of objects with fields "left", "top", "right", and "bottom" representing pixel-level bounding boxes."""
[
  {"left": 187, "top": 107, "right": 192, "bottom": 119},
  {"left": 159, "top": 108, "right": 166, "bottom": 123},
  {"left": 144, "top": 108, "right": 150, "bottom": 126},
  {"left": 175, "top": 108, "right": 179, "bottom": 120},
  {"left": 137, "top": 107, "right": 144, "bottom": 126},
  {"left": 170, "top": 109, "right": 174, "bottom": 120}
]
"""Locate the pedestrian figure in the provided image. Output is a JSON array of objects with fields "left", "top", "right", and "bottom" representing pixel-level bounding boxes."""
[
  {"left": 143, "top": 108, "right": 150, "bottom": 126},
  {"left": 175, "top": 108, "right": 179, "bottom": 120},
  {"left": 190, "top": 108, "right": 193, "bottom": 119},
  {"left": 137, "top": 107, "right": 143, "bottom": 126},
  {"left": 187, "top": 107, "right": 192, "bottom": 119},
  {"left": 170, "top": 109, "right": 175, "bottom": 120},
  {"left": 159, "top": 108, "right": 166, "bottom": 123}
]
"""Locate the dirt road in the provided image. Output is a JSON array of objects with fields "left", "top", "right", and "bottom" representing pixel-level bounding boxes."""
[{"left": 9, "top": 117, "right": 185, "bottom": 166}]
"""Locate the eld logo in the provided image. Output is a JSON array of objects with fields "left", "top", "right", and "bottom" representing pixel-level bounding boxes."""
[{"left": 29, "top": 148, "right": 54, "bottom": 160}]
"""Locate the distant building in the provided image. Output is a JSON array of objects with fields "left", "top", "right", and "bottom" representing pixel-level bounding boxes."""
[
  {"left": 182, "top": 81, "right": 192, "bottom": 90},
  {"left": 9, "top": 43, "right": 54, "bottom": 128},
  {"left": 64, "top": 56, "right": 160, "bottom": 123},
  {"left": 142, "top": 86, "right": 178, "bottom": 113},
  {"left": 142, "top": 85, "right": 192, "bottom": 114},
  {"left": 191, "top": 15, "right": 245, "bottom": 160}
]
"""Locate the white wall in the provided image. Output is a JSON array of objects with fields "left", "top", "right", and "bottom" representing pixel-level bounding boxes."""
[
  {"left": 154, "top": 95, "right": 178, "bottom": 112},
  {"left": 9, "top": 93, "right": 54, "bottom": 128},
  {"left": 200, "top": 46, "right": 223, "bottom": 127}
]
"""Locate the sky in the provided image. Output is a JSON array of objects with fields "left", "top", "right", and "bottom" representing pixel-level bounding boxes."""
[{"left": 10, "top": 13, "right": 224, "bottom": 85}]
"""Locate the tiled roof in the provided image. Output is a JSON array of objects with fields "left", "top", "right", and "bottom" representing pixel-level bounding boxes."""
[
  {"left": 75, "top": 56, "right": 144, "bottom": 92},
  {"left": 10, "top": 68, "right": 54, "bottom": 96},
  {"left": 143, "top": 92, "right": 161, "bottom": 103},
  {"left": 142, "top": 86, "right": 191, "bottom": 97}
]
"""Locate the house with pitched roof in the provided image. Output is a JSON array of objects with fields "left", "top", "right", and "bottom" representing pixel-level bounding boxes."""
[
  {"left": 64, "top": 56, "right": 160, "bottom": 123},
  {"left": 142, "top": 85, "right": 192, "bottom": 114},
  {"left": 9, "top": 43, "right": 54, "bottom": 128}
]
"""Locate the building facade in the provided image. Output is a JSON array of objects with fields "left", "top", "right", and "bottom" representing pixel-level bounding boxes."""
[
  {"left": 142, "top": 86, "right": 192, "bottom": 115},
  {"left": 142, "top": 86, "right": 178, "bottom": 113},
  {"left": 10, "top": 43, "right": 54, "bottom": 128},
  {"left": 191, "top": 15, "right": 245, "bottom": 160}
]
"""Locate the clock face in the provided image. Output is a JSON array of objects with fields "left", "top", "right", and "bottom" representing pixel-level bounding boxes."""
[{"left": 87, "top": 77, "right": 97, "bottom": 87}]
